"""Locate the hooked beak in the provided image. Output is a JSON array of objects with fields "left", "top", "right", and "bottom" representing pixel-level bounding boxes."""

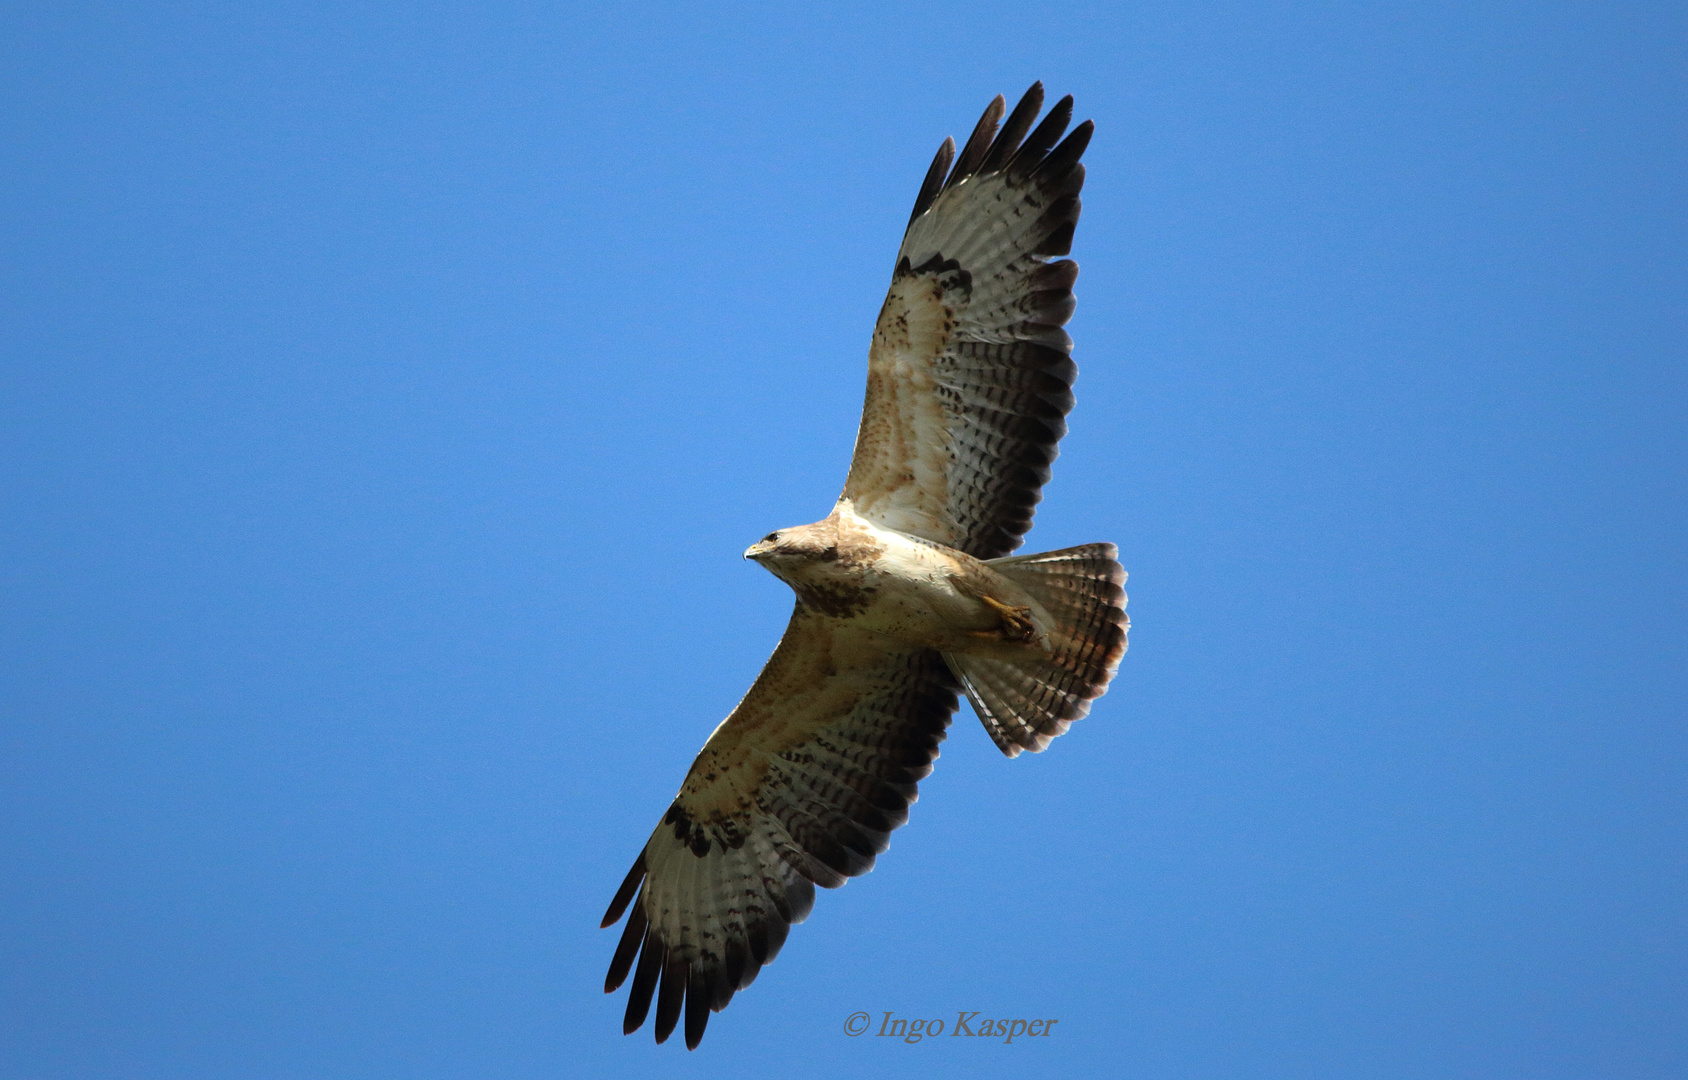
[{"left": 744, "top": 540, "right": 774, "bottom": 561}]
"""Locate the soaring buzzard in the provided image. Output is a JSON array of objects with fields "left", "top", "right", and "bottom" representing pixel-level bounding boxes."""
[{"left": 600, "top": 83, "right": 1127, "bottom": 1049}]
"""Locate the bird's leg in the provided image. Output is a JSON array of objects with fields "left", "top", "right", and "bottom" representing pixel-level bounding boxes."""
[
  {"left": 978, "top": 594, "right": 1038, "bottom": 643},
  {"left": 947, "top": 572, "right": 1040, "bottom": 644}
]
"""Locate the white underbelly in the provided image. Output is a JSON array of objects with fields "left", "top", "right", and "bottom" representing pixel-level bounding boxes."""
[{"left": 849, "top": 531, "right": 1025, "bottom": 649}]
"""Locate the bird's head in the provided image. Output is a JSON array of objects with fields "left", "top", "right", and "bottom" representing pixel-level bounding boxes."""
[{"left": 744, "top": 521, "right": 841, "bottom": 579}]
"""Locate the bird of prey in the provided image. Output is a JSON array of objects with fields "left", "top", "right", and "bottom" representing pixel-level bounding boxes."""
[{"left": 600, "top": 83, "right": 1127, "bottom": 1050}]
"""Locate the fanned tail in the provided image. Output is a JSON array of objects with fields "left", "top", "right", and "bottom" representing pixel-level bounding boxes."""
[{"left": 943, "top": 543, "right": 1127, "bottom": 756}]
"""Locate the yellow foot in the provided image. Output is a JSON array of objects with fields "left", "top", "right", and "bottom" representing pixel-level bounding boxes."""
[{"left": 980, "top": 595, "right": 1038, "bottom": 643}]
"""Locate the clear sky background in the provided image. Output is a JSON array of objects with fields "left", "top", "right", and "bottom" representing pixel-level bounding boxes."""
[{"left": 3, "top": 3, "right": 1684, "bottom": 1078}]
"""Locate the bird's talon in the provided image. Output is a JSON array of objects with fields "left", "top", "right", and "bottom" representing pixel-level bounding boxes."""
[{"left": 980, "top": 595, "right": 1037, "bottom": 642}]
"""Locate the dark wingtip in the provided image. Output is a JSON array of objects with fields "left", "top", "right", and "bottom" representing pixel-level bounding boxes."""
[
  {"left": 622, "top": 928, "right": 662, "bottom": 1034},
  {"left": 908, "top": 136, "right": 955, "bottom": 227},
  {"left": 1008, "top": 94, "right": 1073, "bottom": 179},
  {"left": 684, "top": 968, "right": 711, "bottom": 1049},
  {"left": 948, "top": 93, "right": 1007, "bottom": 186},
  {"left": 600, "top": 851, "right": 646, "bottom": 928},
  {"left": 604, "top": 899, "right": 647, "bottom": 993},
  {"left": 1035, "top": 216, "right": 1078, "bottom": 258},
  {"left": 653, "top": 955, "right": 687, "bottom": 1044},
  {"left": 1034, "top": 119, "right": 1093, "bottom": 180},
  {"left": 978, "top": 82, "right": 1046, "bottom": 176}
]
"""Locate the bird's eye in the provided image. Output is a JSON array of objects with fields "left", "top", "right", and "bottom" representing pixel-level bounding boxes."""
[{"left": 763, "top": 532, "right": 779, "bottom": 543}]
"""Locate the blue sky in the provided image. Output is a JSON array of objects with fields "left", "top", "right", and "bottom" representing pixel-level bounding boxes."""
[{"left": 2, "top": 3, "right": 1684, "bottom": 1078}]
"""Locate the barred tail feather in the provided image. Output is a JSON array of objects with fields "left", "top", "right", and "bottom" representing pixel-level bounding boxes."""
[{"left": 943, "top": 543, "right": 1127, "bottom": 756}]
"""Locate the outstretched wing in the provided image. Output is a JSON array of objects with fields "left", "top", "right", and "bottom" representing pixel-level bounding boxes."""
[
  {"left": 600, "top": 608, "right": 959, "bottom": 1049},
  {"left": 841, "top": 82, "right": 1092, "bottom": 560}
]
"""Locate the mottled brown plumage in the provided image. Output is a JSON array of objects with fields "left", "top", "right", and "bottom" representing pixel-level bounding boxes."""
[{"left": 601, "top": 83, "right": 1125, "bottom": 1050}]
